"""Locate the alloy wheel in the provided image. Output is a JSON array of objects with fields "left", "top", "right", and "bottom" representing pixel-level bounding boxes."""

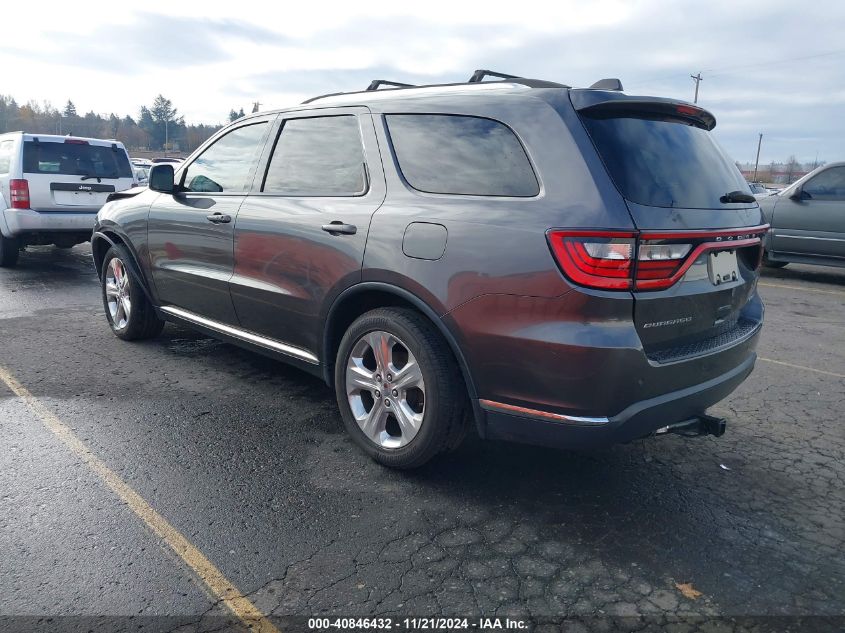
[
  {"left": 105, "top": 258, "right": 132, "bottom": 330},
  {"left": 345, "top": 330, "right": 426, "bottom": 449}
]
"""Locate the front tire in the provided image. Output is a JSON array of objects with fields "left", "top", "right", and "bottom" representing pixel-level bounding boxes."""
[
  {"left": 101, "top": 246, "right": 164, "bottom": 340},
  {"left": 0, "top": 235, "right": 20, "bottom": 268},
  {"left": 335, "top": 308, "right": 469, "bottom": 469}
]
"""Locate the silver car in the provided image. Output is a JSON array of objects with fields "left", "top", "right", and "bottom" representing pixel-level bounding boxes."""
[{"left": 759, "top": 161, "right": 845, "bottom": 268}]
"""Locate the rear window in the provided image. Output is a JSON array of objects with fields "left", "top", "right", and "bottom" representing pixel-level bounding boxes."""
[
  {"left": 22, "top": 141, "right": 132, "bottom": 179},
  {"left": 579, "top": 114, "right": 751, "bottom": 209},
  {"left": 386, "top": 114, "right": 539, "bottom": 197}
]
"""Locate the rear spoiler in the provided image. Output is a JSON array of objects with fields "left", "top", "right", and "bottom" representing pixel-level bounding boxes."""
[
  {"left": 570, "top": 90, "right": 716, "bottom": 130},
  {"left": 106, "top": 186, "right": 146, "bottom": 203}
]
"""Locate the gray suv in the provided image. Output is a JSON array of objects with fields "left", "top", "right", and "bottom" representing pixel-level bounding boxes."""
[{"left": 92, "top": 71, "right": 766, "bottom": 468}]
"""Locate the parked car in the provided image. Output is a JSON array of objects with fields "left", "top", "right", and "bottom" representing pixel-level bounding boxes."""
[
  {"left": 0, "top": 132, "right": 135, "bottom": 266},
  {"left": 748, "top": 182, "right": 773, "bottom": 199},
  {"left": 91, "top": 71, "right": 766, "bottom": 468},
  {"left": 133, "top": 166, "right": 150, "bottom": 186},
  {"left": 759, "top": 162, "right": 845, "bottom": 268}
]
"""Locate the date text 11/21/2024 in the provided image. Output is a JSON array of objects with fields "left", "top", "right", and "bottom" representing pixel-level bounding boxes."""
[{"left": 307, "top": 617, "right": 529, "bottom": 630}]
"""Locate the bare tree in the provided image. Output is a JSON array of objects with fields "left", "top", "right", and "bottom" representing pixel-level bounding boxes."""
[{"left": 785, "top": 156, "right": 799, "bottom": 184}]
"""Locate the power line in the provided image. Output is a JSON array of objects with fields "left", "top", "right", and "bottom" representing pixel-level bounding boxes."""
[
  {"left": 704, "top": 49, "right": 845, "bottom": 78},
  {"left": 626, "top": 48, "right": 845, "bottom": 88}
]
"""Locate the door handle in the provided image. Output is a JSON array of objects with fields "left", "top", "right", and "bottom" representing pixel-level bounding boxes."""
[
  {"left": 206, "top": 213, "right": 232, "bottom": 224},
  {"left": 321, "top": 222, "right": 357, "bottom": 235}
]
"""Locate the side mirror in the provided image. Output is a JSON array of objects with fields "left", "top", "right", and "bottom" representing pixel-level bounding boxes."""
[
  {"left": 789, "top": 186, "right": 810, "bottom": 201},
  {"left": 149, "top": 164, "right": 175, "bottom": 193}
]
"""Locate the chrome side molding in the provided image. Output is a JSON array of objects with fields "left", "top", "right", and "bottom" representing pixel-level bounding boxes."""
[
  {"left": 160, "top": 306, "right": 319, "bottom": 365},
  {"left": 479, "top": 399, "right": 610, "bottom": 426}
]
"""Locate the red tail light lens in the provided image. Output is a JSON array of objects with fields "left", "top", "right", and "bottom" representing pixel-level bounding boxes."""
[
  {"left": 10, "top": 179, "right": 30, "bottom": 209},
  {"left": 64, "top": 138, "right": 89, "bottom": 145},
  {"left": 547, "top": 231, "right": 636, "bottom": 290},
  {"left": 634, "top": 242, "right": 692, "bottom": 286},
  {"left": 548, "top": 226, "right": 768, "bottom": 292}
]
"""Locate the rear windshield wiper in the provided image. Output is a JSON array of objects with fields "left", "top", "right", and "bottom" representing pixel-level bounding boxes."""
[
  {"left": 720, "top": 191, "right": 756, "bottom": 204},
  {"left": 80, "top": 173, "right": 120, "bottom": 181}
]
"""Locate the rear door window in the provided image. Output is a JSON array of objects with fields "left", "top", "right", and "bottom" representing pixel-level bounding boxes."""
[
  {"left": 22, "top": 141, "right": 133, "bottom": 178},
  {"left": 579, "top": 113, "right": 751, "bottom": 209},
  {"left": 262, "top": 115, "right": 366, "bottom": 196},
  {"left": 182, "top": 122, "right": 268, "bottom": 193},
  {"left": 385, "top": 114, "right": 539, "bottom": 197}
]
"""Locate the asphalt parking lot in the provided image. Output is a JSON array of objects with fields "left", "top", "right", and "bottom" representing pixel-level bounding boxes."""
[{"left": 1, "top": 244, "right": 843, "bottom": 632}]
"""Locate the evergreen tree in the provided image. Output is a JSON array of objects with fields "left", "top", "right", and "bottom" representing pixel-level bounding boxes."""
[
  {"left": 63, "top": 100, "right": 77, "bottom": 117},
  {"left": 151, "top": 95, "right": 177, "bottom": 125}
]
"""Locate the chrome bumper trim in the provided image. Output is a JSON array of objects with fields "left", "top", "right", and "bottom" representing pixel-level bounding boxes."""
[{"left": 479, "top": 399, "right": 610, "bottom": 426}]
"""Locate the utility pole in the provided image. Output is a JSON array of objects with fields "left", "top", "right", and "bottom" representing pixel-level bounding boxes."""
[
  {"left": 690, "top": 72, "right": 703, "bottom": 103},
  {"left": 164, "top": 119, "right": 169, "bottom": 157},
  {"left": 753, "top": 133, "right": 763, "bottom": 182},
  {"left": 252, "top": 101, "right": 262, "bottom": 113}
]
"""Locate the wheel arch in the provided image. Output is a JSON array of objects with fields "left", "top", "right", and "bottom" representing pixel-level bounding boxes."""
[
  {"left": 92, "top": 230, "right": 156, "bottom": 306},
  {"left": 322, "top": 282, "right": 483, "bottom": 434},
  {"left": 0, "top": 192, "right": 12, "bottom": 237}
]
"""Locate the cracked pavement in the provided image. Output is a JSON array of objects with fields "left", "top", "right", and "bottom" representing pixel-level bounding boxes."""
[{"left": 0, "top": 245, "right": 843, "bottom": 631}]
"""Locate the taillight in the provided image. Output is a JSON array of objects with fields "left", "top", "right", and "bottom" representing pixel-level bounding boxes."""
[
  {"left": 633, "top": 242, "right": 692, "bottom": 288},
  {"left": 64, "top": 138, "right": 89, "bottom": 145},
  {"left": 10, "top": 179, "right": 30, "bottom": 209},
  {"left": 547, "top": 226, "right": 768, "bottom": 292},
  {"left": 547, "top": 231, "right": 637, "bottom": 290}
]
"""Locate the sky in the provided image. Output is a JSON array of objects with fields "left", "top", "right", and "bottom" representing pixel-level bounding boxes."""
[{"left": 2, "top": 0, "right": 843, "bottom": 165}]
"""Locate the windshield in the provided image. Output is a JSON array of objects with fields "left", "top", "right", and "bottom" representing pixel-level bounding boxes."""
[
  {"left": 23, "top": 141, "right": 133, "bottom": 179},
  {"left": 580, "top": 114, "right": 751, "bottom": 209}
]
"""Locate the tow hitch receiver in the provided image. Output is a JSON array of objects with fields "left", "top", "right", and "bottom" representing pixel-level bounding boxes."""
[{"left": 655, "top": 414, "right": 727, "bottom": 438}]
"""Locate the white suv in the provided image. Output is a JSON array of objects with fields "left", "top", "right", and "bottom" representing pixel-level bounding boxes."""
[{"left": 0, "top": 132, "right": 136, "bottom": 267}]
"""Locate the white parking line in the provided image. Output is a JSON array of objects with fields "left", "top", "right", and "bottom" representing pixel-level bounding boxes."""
[
  {"left": 758, "top": 281, "right": 845, "bottom": 297},
  {"left": 758, "top": 357, "right": 845, "bottom": 379},
  {"left": 0, "top": 364, "right": 281, "bottom": 633}
]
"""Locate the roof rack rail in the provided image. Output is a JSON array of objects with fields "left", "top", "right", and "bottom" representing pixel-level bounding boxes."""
[
  {"left": 367, "top": 79, "right": 416, "bottom": 91},
  {"left": 468, "top": 69, "right": 521, "bottom": 83},
  {"left": 589, "top": 78, "right": 624, "bottom": 91},
  {"left": 302, "top": 71, "right": 570, "bottom": 104}
]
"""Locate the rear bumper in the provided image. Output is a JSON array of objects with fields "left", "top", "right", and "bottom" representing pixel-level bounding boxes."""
[
  {"left": 1, "top": 208, "right": 98, "bottom": 238},
  {"left": 480, "top": 351, "right": 756, "bottom": 449}
]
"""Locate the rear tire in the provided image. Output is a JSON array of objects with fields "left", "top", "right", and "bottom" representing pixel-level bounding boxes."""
[
  {"left": 0, "top": 235, "right": 20, "bottom": 268},
  {"left": 101, "top": 246, "right": 164, "bottom": 341},
  {"left": 335, "top": 307, "right": 470, "bottom": 469},
  {"left": 763, "top": 250, "right": 788, "bottom": 268}
]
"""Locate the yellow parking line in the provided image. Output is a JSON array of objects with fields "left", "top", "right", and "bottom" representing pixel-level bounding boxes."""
[
  {"left": 758, "top": 357, "right": 845, "bottom": 379},
  {"left": 758, "top": 281, "right": 845, "bottom": 297},
  {"left": 0, "top": 365, "right": 280, "bottom": 633}
]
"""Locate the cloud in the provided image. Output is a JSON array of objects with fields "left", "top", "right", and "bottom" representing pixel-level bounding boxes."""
[
  {"left": 1, "top": 13, "right": 287, "bottom": 72},
  {"left": 1, "top": 0, "right": 843, "bottom": 162}
]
